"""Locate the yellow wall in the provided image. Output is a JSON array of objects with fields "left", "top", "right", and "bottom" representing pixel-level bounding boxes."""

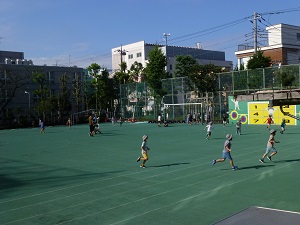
[{"left": 248, "top": 102, "right": 296, "bottom": 125}]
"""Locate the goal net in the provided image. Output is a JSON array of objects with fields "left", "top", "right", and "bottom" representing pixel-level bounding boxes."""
[{"left": 163, "top": 103, "right": 203, "bottom": 122}]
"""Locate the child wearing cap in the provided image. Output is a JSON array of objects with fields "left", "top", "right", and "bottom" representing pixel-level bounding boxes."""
[
  {"left": 136, "top": 135, "right": 150, "bottom": 168},
  {"left": 212, "top": 134, "right": 238, "bottom": 170},
  {"left": 259, "top": 129, "right": 280, "bottom": 163}
]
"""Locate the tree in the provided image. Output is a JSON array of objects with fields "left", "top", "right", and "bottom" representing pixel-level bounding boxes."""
[
  {"left": 129, "top": 61, "right": 145, "bottom": 82},
  {"left": 115, "top": 62, "right": 130, "bottom": 84},
  {"left": 0, "top": 65, "right": 32, "bottom": 115},
  {"left": 33, "top": 71, "right": 50, "bottom": 121},
  {"left": 174, "top": 55, "right": 198, "bottom": 78},
  {"left": 72, "top": 72, "right": 82, "bottom": 113},
  {"left": 145, "top": 45, "right": 168, "bottom": 98},
  {"left": 58, "top": 73, "right": 72, "bottom": 122},
  {"left": 247, "top": 50, "right": 271, "bottom": 70},
  {"left": 87, "top": 63, "right": 101, "bottom": 112}
]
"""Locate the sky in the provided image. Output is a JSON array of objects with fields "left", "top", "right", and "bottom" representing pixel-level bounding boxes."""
[{"left": 0, "top": 0, "right": 300, "bottom": 69}]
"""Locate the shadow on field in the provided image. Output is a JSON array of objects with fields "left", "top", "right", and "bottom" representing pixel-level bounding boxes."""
[
  {"left": 237, "top": 164, "right": 275, "bottom": 170},
  {"left": 274, "top": 158, "right": 300, "bottom": 163},
  {"left": 0, "top": 174, "right": 24, "bottom": 191},
  {"left": 150, "top": 162, "right": 190, "bottom": 168}
]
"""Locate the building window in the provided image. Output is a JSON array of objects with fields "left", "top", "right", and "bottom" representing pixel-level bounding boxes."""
[
  {"left": 128, "top": 54, "right": 133, "bottom": 59},
  {"left": 48, "top": 71, "right": 55, "bottom": 84},
  {"left": 137, "top": 52, "right": 142, "bottom": 58},
  {"left": 169, "top": 64, "right": 173, "bottom": 71},
  {"left": 297, "top": 33, "right": 300, "bottom": 41}
]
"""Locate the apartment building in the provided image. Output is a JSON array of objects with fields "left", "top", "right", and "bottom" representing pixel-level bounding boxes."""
[
  {"left": 235, "top": 23, "right": 300, "bottom": 68},
  {"left": 0, "top": 50, "right": 85, "bottom": 127},
  {"left": 112, "top": 41, "right": 233, "bottom": 79}
]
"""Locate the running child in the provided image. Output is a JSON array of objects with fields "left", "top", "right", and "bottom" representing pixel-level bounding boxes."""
[
  {"left": 259, "top": 129, "right": 280, "bottom": 163},
  {"left": 136, "top": 135, "right": 150, "bottom": 168},
  {"left": 205, "top": 122, "right": 213, "bottom": 140},
  {"left": 280, "top": 118, "right": 286, "bottom": 134},
  {"left": 265, "top": 115, "right": 273, "bottom": 130},
  {"left": 212, "top": 134, "right": 238, "bottom": 171}
]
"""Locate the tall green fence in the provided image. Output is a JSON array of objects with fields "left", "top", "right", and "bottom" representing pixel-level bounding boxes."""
[{"left": 119, "top": 64, "right": 300, "bottom": 122}]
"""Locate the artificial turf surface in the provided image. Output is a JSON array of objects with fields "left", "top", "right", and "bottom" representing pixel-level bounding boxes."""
[{"left": 0, "top": 122, "right": 299, "bottom": 224}]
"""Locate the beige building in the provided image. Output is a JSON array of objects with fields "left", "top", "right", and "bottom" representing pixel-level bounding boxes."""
[
  {"left": 112, "top": 41, "right": 233, "bottom": 79},
  {"left": 235, "top": 23, "right": 300, "bottom": 68}
]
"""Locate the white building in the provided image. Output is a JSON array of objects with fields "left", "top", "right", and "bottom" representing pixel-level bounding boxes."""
[
  {"left": 235, "top": 23, "right": 300, "bottom": 68},
  {"left": 112, "top": 40, "right": 233, "bottom": 79}
]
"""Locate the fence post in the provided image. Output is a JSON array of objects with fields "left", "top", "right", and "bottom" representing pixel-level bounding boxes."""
[{"left": 232, "top": 71, "right": 235, "bottom": 94}]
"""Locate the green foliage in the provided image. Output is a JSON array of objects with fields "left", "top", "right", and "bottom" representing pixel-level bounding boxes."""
[
  {"left": 247, "top": 50, "right": 271, "bottom": 70},
  {"left": 129, "top": 61, "right": 145, "bottom": 82},
  {"left": 72, "top": 73, "right": 82, "bottom": 113},
  {"left": 145, "top": 45, "right": 168, "bottom": 98},
  {"left": 175, "top": 55, "right": 198, "bottom": 77},
  {"left": 58, "top": 73, "right": 72, "bottom": 120},
  {"left": 32, "top": 71, "right": 51, "bottom": 120},
  {"left": 277, "top": 70, "right": 296, "bottom": 88},
  {"left": 115, "top": 62, "right": 130, "bottom": 84},
  {"left": 87, "top": 63, "right": 119, "bottom": 113}
]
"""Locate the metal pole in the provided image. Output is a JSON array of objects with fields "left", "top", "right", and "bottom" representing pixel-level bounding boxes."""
[{"left": 254, "top": 12, "right": 258, "bottom": 54}]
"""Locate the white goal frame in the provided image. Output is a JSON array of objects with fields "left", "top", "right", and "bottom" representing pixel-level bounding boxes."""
[{"left": 163, "top": 103, "right": 203, "bottom": 121}]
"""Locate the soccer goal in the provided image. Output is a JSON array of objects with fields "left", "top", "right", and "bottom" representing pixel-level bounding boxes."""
[{"left": 163, "top": 103, "right": 203, "bottom": 122}]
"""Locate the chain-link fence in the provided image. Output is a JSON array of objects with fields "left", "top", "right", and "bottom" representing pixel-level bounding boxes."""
[{"left": 119, "top": 64, "right": 300, "bottom": 122}]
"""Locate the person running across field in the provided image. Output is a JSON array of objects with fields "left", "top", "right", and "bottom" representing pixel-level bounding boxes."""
[
  {"left": 136, "top": 135, "right": 150, "bottom": 168},
  {"left": 212, "top": 134, "right": 238, "bottom": 171},
  {"left": 204, "top": 122, "right": 213, "bottom": 140},
  {"left": 265, "top": 115, "right": 273, "bottom": 130},
  {"left": 280, "top": 118, "right": 286, "bottom": 134},
  {"left": 259, "top": 129, "right": 280, "bottom": 163}
]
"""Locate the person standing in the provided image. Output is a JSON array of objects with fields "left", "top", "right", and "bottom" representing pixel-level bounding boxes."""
[
  {"left": 212, "top": 134, "right": 238, "bottom": 171},
  {"left": 88, "top": 114, "right": 94, "bottom": 137},
  {"left": 204, "top": 122, "right": 214, "bottom": 140},
  {"left": 236, "top": 119, "right": 242, "bottom": 135},
  {"left": 222, "top": 114, "right": 227, "bottom": 127},
  {"left": 259, "top": 129, "right": 280, "bottom": 163},
  {"left": 157, "top": 114, "right": 162, "bottom": 127},
  {"left": 119, "top": 116, "right": 123, "bottom": 127},
  {"left": 40, "top": 120, "right": 45, "bottom": 134},
  {"left": 136, "top": 135, "right": 150, "bottom": 168},
  {"left": 111, "top": 116, "right": 115, "bottom": 126},
  {"left": 66, "top": 117, "right": 71, "bottom": 129}
]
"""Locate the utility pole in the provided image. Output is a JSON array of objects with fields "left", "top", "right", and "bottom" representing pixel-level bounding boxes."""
[
  {"left": 254, "top": 12, "right": 257, "bottom": 54},
  {"left": 253, "top": 12, "right": 261, "bottom": 54},
  {"left": 116, "top": 45, "right": 127, "bottom": 72},
  {"left": 163, "top": 33, "right": 170, "bottom": 47}
]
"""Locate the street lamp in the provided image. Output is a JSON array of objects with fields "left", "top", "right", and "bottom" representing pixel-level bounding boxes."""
[
  {"left": 163, "top": 33, "right": 171, "bottom": 46},
  {"left": 24, "top": 91, "right": 30, "bottom": 111}
]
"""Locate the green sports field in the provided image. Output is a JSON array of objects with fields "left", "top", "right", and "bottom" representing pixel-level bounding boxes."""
[{"left": 0, "top": 122, "right": 299, "bottom": 225}]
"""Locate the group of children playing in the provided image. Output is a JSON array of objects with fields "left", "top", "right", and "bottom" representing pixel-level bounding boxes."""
[{"left": 137, "top": 114, "right": 286, "bottom": 171}]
